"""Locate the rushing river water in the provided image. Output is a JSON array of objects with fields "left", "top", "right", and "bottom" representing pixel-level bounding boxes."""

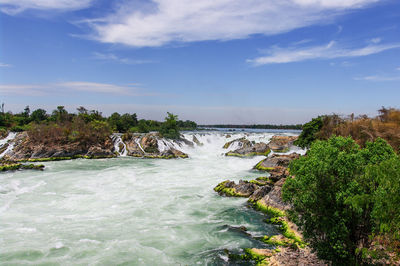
[{"left": 0, "top": 131, "right": 302, "bottom": 265}]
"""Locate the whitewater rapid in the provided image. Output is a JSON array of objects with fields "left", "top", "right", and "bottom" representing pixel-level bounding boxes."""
[{"left": 0, "top": 131, "right": 302, "bottom": 265}]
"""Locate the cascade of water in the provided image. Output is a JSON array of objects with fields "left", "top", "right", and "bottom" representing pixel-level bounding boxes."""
[
  {"left": 135, "top": 138, "right": 145, "bottom": 153},
  {"left": 0, "top": 132, "right": 17, "bottom": 158},
  {"left": 111, "top": 134, "right": 127, "bottom": 156}
]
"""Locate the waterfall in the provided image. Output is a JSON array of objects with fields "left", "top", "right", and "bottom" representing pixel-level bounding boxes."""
[
  {"left": 111, "top": 134, "right": 127, "bottom": 156},
  {"left": 0, "top": 132, "right": 17, "bottom": 158}
]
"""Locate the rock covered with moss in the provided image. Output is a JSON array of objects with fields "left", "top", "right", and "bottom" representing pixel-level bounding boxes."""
[
  {"left": 268, "top": 135, "right": 298, "bottom": 153},
  {"left": 214, "top": 180, "right": 259, "bottom": 197},
  {"left": 0, "top": 159, "right": 45, "bottom": 172},
  {"left": 254, "top": 153, "right": 300, "bottom": 171}
]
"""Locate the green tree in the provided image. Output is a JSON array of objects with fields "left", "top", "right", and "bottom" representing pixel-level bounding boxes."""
[
  {"left": 282, "top": 136, "right": 398, "bottom": 264},
  {"left": 51, "top": 106, "right": 69, "bottom": 123},
  {"left": 159, "top": 112, "right": 180, "bottom": 139},
  {"left": 30, "top": 109, "right": 48, "bottom": 123},
  {"left": 294, "top": 116, "right": 324, "bottom": 148},
  {"left": 137, "top": 119, "right": 150, "bottom": 133}
]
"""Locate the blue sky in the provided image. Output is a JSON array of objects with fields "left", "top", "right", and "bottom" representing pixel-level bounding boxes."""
[{"left": 0, "top": 0, "right": 399, "bottom": 124}]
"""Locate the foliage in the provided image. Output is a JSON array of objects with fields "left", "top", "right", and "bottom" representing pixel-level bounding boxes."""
[
  {"left": 293, "top": 116, "right": 324, "bottom": 148},
  {"left": 159, "top": 112, "right": 181, "bottom": 139},
  {"left": 296, "top": 108, "right": 400, "bottom": 152},
  {"left": 282, "top": 136, "right": 399, "bottom": 264},
  {"left": 0, "top": 103, "right": 197, "bottom": 135}
]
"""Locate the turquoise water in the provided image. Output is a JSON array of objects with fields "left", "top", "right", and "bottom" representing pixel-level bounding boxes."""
[{"left": 0, "top": 132, "right": 299, "bottom": 265}]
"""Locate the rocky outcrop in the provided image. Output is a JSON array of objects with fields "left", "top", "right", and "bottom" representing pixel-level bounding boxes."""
[
  {"left": 4, "top": 132, "right": 115, "bottom": 161},
  {"left": 123, "top": 132, "right": 188, "bottom": 159},
  {"left": 223, "top": 137, "right": 251, "bottom": 149},
  {"left": 214, "top": 180, "right": 260, "bottom": 197},
  {"left": 226, "top": 142, "right": 271, "bottom": 157},
  {"left": 268, "top": 135, "right": 298, "bottom": 153},
  {"left": 192, "top": 135, "right": 203, "bottom": 146},
  {"left": 223, "top": 137, "right": 271, "bottom": 157},
  {"left": 254, "top": 153, "right": 300, "bottom": 171}
]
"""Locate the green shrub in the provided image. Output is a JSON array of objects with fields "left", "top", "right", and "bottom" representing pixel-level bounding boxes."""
[
  {"left": 282, "top": 136, "right": 398, "bottom": 264},
  {"left": 294, "top": 116, "right": 324, "bottom": 148},
  {"left": 159, "top": 112, "right": 180, "bottom": 139}
]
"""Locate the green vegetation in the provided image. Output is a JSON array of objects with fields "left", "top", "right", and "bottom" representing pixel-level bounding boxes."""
[
  {"left": 0, "top": 104, "right": 197, "bottom": 136},
  {"left": 282, "top": 136, "right": 400, "bottom": 264},
  {"left": 293, "top": 116, "right": 324, "bottom": 148},
  {"left": 159, "top": 112, "right": 180, "bottom": 139},
  {"left": 295, "top": 108, "right": 400, "bottom": 152},
  {"left": 0, "top": 163, "right": 45, "bottom": 171}
]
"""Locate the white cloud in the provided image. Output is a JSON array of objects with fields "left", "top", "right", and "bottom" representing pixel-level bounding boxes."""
[
  {"left": 0, "top": 62, "right": 12, "bottom": 67},
  {"left": 0, "top": 0, "right": 93, "bottom": 14},
  {"left": 354, "top": 75, "right": 400, "bottom": 81},
  {"left": 247, "top": 41, "right": 400, "bottom": 65},
  {"left": 0, "top": 81, "right": 153, "bottom": 96},
  {"left": 87, "top": 0, "right": 379, "bottom": 47},
  {"left": 93, "top": 52, "right": 154, "bottom": 65},
  {"left": 369, "top": 37, "right": 382, "bottom": 44}
]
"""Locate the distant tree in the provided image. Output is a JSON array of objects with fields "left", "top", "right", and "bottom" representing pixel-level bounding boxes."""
[
  {"left": 77, "top": 106, "right": 88, "bottom": 115},
  {"left": 159, "top": 112, "right": 180, "bottom": 139},
  {"left": 23, "top": 106, "right": 30, "bottom": 117},
  {"left": 137, "top": 119, "right": 150, "bottom": 133},
  {"left": 51, "top": 106, "right": 69, "bottom": 123},
  {"left": 30, "top": 109, "right": 48, "bottom": 123}
]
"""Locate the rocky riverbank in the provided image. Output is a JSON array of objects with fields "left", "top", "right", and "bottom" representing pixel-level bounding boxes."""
[
  {"left": 0, "top": 131, "right": 191, "bottom": 165},
  {"left": 214, "top": 148, "right": 327, "bottom": 265}
]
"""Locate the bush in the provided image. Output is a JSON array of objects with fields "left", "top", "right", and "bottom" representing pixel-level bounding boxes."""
[
  {"left": 159, "top": 112, "right": 180, "bottom": 139},
  {"left": 282, "top": 136, "right": 399, "bottom": 264},
  {"left": 296, "top": 108, "right": 400, "bottom": 152},
  {"left": 294, "top": 116, "right": 324, "bottom": 148}
]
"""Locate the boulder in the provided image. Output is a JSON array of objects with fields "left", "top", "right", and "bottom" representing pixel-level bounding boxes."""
[
  {"left": 254, "top": 153, "right": 300, "bottom": 171},
  {"left": 249, "top": 185, "right": 273, "bottom": 202},
  {"left": 192, "top": 135, "right": 203, "bottom": 146},
  {"left": 223, "top": 137, "right": 252, "bottom": 149},
  {"left": 226, "top": 142, "right": 270, "bottom": 157},
  {"left": 268, "top": 136, "right": 298, "bottom": 153},
  {"left": 124, "top": 133, "right": 189, "bottom": 159},
  {"left": 214, "top": 180, "right": 259, "bottom": 197}
]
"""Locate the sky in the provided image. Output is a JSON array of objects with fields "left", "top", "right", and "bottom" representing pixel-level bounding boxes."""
[{"left": 0, "top": 0, "right": 399, "bottom": 124}]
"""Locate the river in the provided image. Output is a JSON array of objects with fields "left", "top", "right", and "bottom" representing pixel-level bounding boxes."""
[{"left": 0, "top": 131, "right": 302, "bottom": 265}]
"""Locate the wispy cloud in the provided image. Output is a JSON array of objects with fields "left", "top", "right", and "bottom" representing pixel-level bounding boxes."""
[
  {"left": 86, "top": 0, "right": 379, "bottom": 47},
  {"left": 354, "top": 75, "right": 400, "bottom": 81},
  {"left": 0, "top": 62, "right": 12, "bottom": 67},
  {"left": 0, "top": 81, "right": 155, "bottom": 96},
  {"left": 0, "top": 0, "right": 93, "bottom": 15},
  {"left": 247, "top": 41, "right": 400, "bottom": 66},
  {"left": 93, "top": 52, "right": 154, "bottom": 65},
  {"left": 369, "top": 37, "right": 382, "bottom": 44}
]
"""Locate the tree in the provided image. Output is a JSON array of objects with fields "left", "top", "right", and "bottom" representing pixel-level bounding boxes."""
[
  {"left": 294, "top": 116, "right": 324, "bottom": 148},
  {"left": 159, "top": 112, "right": 180, "bottom": 139},
  {"left": 30, "top": 109, "right": 48, "bottom": 123},
  {"left": 51, "top": 106, "right": 69, "bottom": 123},
  {"left": 282, "top": 136, "right": 398, "bottom": 264}
]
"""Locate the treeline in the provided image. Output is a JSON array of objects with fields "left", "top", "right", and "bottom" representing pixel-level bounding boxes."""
[
  {"left": 282, "top": 107, "right": 400, "bottom": 264},
  {"left": 200, "top": 124, "right": 302, "bottom": 130},
  {"left": 0, "top": 104, "right": 197, "bottom": 141}
]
